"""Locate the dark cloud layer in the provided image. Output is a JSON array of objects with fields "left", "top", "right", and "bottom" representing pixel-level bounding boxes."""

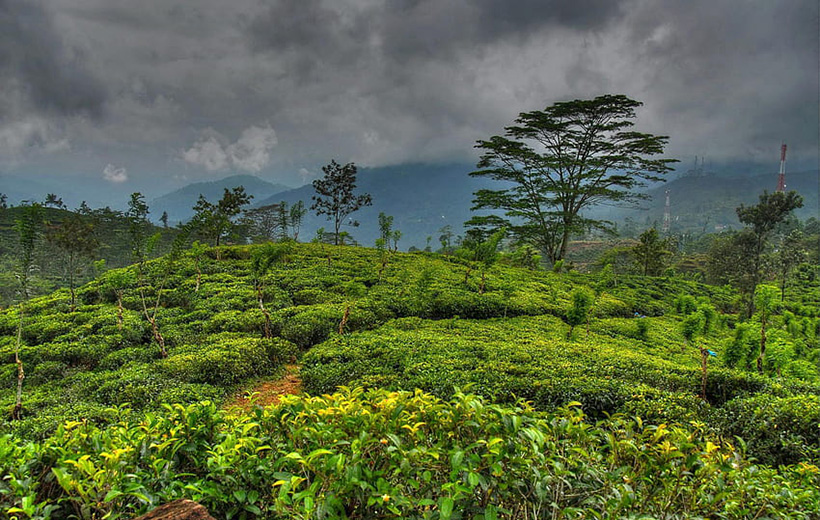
[
  {"left": 0, "top": 0, "right": 105, "bottom": 117},
  {"left": 0, "top": 0, "right": 816, "bottom": 193}
]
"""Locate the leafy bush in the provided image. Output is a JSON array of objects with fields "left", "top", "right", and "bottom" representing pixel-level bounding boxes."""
[
  {"left": 714, "top": 394, "right": 820, "bottom": 466},
  {"left": 1, "top": 390, "right": 818, "bottom": 520}
]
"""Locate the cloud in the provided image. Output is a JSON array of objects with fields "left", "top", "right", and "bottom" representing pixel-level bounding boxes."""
[
  {"left": 182, "top": 124, "right": 277, "bottom": 172},
  {"left": 0, "top": 0, "right": 816, "bottom": 188},
  {"left": 102, "top": 163, "right": 128, "bottom": 183},
  {"left": 0, "top": 116, "right": 69, "bottom": 159},
  {"left": 0, "top": 0, "right": 106, "bottom": 117},
  {"left": 227, "top": 124, "right": 278, "bottom": 172},
  {"left": 181, "top": 133, "right": 230, "bottom": 171}
]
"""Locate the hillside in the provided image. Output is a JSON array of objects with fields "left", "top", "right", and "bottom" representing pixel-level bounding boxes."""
[
  {"left": 632, "top": 169, "right": 819, "bottom": 233},
  {"left": 150, "top": 175, "right": 290, "bottom": 225},
  {"left": 256, "top": 163, "right": 486, "bottom": 248},
  {"left": 1, "top": 243, "right": 819, "bottom": 517}
]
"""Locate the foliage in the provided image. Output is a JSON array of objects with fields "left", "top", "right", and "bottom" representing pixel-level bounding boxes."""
[
  {"left": 735, "top": 191, "right": 804, "bottom": 316},
  {"left": 192, "top": 187, "right": 253, "bottom": 248},
  {"left": 468, "top": 94, "right": 676, "bottom": 264},
  {"left": 1, "top": 390, "right": 818, "bottom": 520},
  {"left": 311, "top": 160, "right": 372, "bottom": 245},
  {"left": 632, "top": 227, "right": 670, "bottom": 276}
]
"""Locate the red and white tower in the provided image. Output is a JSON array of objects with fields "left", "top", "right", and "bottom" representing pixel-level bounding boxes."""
[{"left": 776, "top": 143, "right": 787, "bottom": 192}]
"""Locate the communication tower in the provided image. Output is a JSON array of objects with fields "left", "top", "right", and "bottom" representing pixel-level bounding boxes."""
[{"left": 776, "top": 143, "right": 787, "bottom": 192}]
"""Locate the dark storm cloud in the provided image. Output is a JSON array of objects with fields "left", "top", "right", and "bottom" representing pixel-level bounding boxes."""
[
  {"left": 249, "top": 0, "right": 627, "bottom": 62},
  {"left": 0, "top": 0, "right": 106, "bottom": 117},
  {"left": 0, "top": 0, "right": 816, "bottom": 189}
]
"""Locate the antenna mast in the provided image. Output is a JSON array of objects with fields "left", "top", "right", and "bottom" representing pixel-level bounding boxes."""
[
  {"left": 776, "top": 143, "right": 787, "bottom": 192},
  {"left": 662, "top": 190, "right": 671, "bottom": 233}
]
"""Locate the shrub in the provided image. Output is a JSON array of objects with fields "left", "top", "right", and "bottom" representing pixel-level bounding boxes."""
[{"left": 713, "top": 394, "right": 820, "bottom": 466}]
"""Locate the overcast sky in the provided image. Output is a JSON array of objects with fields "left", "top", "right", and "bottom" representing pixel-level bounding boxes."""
[{"left": 1, "top": 0, "right": 818, "bottom": 199}]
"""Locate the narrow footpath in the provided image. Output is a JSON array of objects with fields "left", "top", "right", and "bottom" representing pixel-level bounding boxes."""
[{"left": 225, "top": 364, "right": 301, "bottom": 411}]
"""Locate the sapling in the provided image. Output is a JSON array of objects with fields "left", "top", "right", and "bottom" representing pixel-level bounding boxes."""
[
  {"left": 566, "top": 288, "right": 593, "bottom": 340},
  {"left": 11, "top": 203, "right": 44, "bottom": 420},
  {"left": 754, "top": 284, "right": 780, "bottom": 374},
  {"left": 250, "top": 243, "right": 291, "bottom": 339}
]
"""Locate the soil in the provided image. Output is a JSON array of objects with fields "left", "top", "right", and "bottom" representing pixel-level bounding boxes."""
[{"left": 225, "top": 364, "right": 301, "bottom": 411}]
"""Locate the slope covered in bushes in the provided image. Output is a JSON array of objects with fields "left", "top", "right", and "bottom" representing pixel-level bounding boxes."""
[{"left": 1, "top": 242, "right": 818, "bottom": 482}]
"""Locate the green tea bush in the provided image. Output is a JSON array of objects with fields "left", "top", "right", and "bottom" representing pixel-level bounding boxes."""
[
  {"left": 1, "top": 390, "right": 818, "bottom": 520},
  {"left": 714, "top": 394, "right": 820, "bottom": 466},
  {"left": 161, "top": 336, "right": 277, "bottom": 386}
]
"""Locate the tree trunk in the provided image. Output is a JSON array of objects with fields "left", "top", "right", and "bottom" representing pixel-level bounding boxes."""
[
  {"left": 757, "top": 316, "right": 766, "bottom": 374},
  {"left": 257, "top": 286, "right": 272, "bottom": 339},
  {"left": 464, "top": 267, "right": 472, "bottom": 285},
  {"left": 149, "top": 316, "right": 167, "bottom": 358},
  {"left": 339, "top": 305, "right": 350, "bottom": 335},
  {"left": 479, "top": 271, "right": 486, "bottom": 294},
  {"left": 195, "top": 266, "right": 201, "bottom": 293},
  {"left": 558, "top": 226, "right": 572, "bottom": 262},
  {"left": 116, "top": 291, "right": 124, "bottom": 329},
  {"left": 699, "top": 346, "right": 708, "bottom": 400},
  {"left": 12, "top": 305, "right": 25, "bottom": 420}
]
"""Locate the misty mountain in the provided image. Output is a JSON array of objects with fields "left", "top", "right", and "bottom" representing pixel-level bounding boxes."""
[
  {"left": 150, "top": 175, "right": 290, "bottom": 224},
  {"left": 618, "top": 169, "right": 819, "bottom": 234},
  {"left": 256, "top": 163, "right": 487, "bottom": 248}
]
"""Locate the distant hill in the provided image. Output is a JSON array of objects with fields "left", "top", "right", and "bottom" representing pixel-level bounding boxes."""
[
  {"left": 151, "top": 175, "right": 290, "bottom": 224},
  {"left": 632, "top": 169, "right": 819, "bottom": 233},
  {"left": 255, "top": 163, "right": 487, "bottom": 248}
]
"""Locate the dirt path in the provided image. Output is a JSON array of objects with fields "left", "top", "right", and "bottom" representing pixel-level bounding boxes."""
[{"left": 226, "top": 364, "right": 301, "bottom": 411}]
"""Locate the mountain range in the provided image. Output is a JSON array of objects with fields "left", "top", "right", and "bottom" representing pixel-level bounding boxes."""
[{"left": 149, "top": 175, "right": 290, "bottom": 224}]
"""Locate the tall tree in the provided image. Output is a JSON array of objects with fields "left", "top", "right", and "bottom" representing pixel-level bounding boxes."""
[
  {"left": 241, "top": 203, "right": 281, "bottom": 243},
  {"left": 468, "top": 94, "right": 676, "bottom": 264},
  {"left": 11, "top": 203, "right": 44, "bottom": 420},
  {"left": 47, "top": 213, "right": 99, "bottom": 310},
  {"left": 126, "top": 192, "right": 151, "bottom": 264},
  {"left": 289, "top": 200, "right": 306, "bottom": 241},
  {"left": 735, "top": 190, "right": 803, "bottom": 316},
  {"left": 311, "top": 160, "right": 372, "bottom": 245},
  {"left": 632, "top": 227, "right": 671, "bottom": 276},
  {"left": 192, "top": 186, "right": 253, "bottom": 250}
]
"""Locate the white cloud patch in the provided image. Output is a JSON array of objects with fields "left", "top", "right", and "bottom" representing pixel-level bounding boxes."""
[
  {"left": 0, "top": 117, "right": 69, "bottom": 158},
  {"left": 182, "top": 124, "right": 277, "bottom": 172},
  {"left": 102, "top": 163, "right": 128, "bottom": 183},
  {"left": 182, "top": 134, "right": 230, "bottom": 171}
]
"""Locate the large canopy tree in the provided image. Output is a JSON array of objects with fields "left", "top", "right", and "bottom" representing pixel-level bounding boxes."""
[{"left": 468, "top": 94, "right": 676, "bottom": 264}]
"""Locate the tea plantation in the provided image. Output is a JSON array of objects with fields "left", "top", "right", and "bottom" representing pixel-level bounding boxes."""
[{"left": 1, "top": 243, "right": 819, "bottom": 518}]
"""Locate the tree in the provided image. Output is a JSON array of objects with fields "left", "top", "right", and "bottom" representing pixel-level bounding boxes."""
[
  {"left": 11, "top": 203, "right": 44, "bottom": 420},
  {"left": 289, "top": 201, "right": 306, "bottom": 241},
  {"left": 776, "top": 230, "right": 808, "bottom": 301},
  {"left": 311, "top": 160, "right": 372, "bottom": 245},
  {"left": 378, "top": 212, "right": 394, "bottom": 246},
  {"left": 566, "top": 288, "right": 593, "bottom": 340},
  {"left": 160, "top": 211, "right": 169, "bottom": 228},
  {"left": 735, "top": 191, "right": 803, "bottom": 315},
  {"left": 47, "top": 213, "right": 99, "bottom": 310},
  {"left": 0, "top": 193, "right": 7, "bottom": 209},
  {"left": 632, "top": 227, "right": 670, "bottom": 276},
  {"left": 242, "top": 203, "right": 281, "bottom": 243},
  {"left": 44, "top": 193, "right": 65, "bottom": 209},
  {"left": 754, "top": 284, "right": 780, "bottom": 374},
  {"left": 250, "top": 243, "right": 291, "bottom": 338},
  {"left": 468, "top": 94, "right": 676, "bottom": 265},
  {"left": 126, "top": 192, "right": 151, "bottom": 264},
  {"left": 193, "top": 186, "right": 253, "bottom": 251}
]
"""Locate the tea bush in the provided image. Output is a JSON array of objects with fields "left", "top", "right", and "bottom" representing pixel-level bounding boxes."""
[{"left": 1, "top": 390, "right": 818, "bottom": 520}]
